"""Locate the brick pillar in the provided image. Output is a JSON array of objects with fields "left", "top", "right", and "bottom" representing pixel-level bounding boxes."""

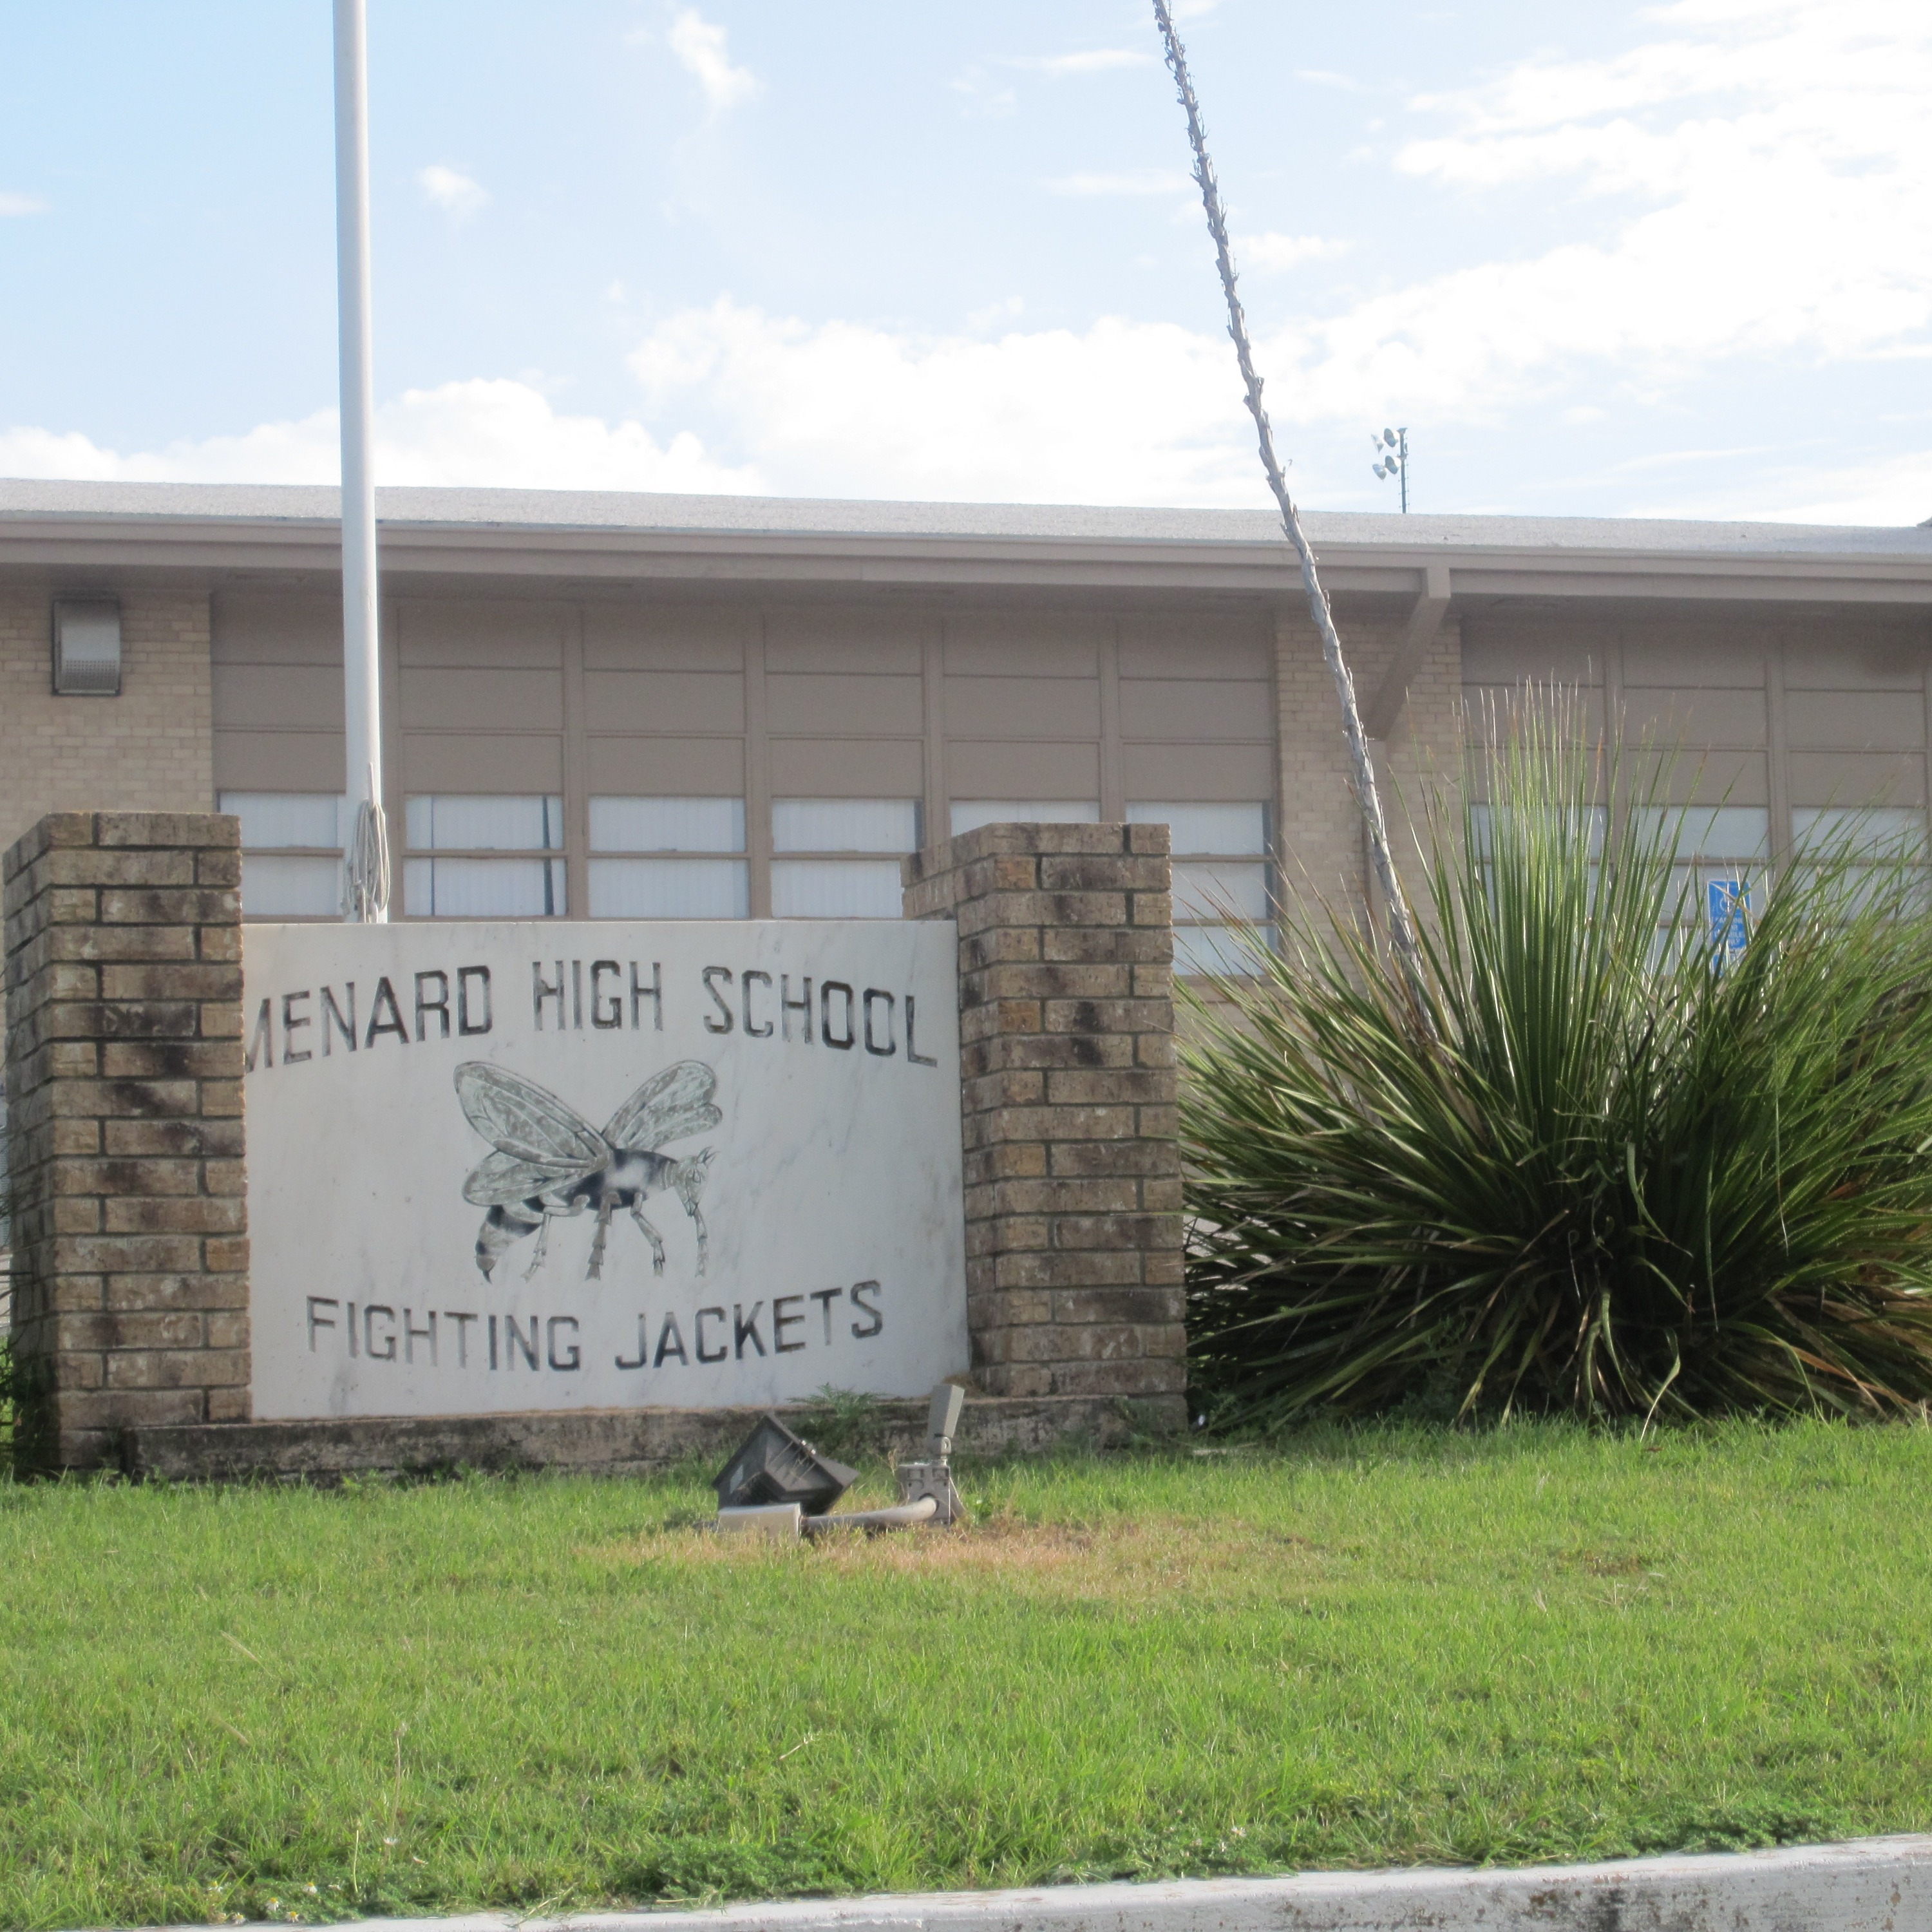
[
  {"left": 3, "top": 811, "right": 249, "bottom": 1473},
  {"left": 902, "top": 822, "right": 1186, "bottom": 1419}
]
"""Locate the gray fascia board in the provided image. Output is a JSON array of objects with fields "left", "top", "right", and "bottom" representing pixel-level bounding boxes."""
[{"left": 5, "top": 494, "right": 1932, "bottom": 605}]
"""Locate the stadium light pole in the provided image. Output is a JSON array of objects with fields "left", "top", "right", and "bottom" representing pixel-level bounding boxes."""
[
  {"left": 1372, "top": 426, "right": 1409, "bottom": 514},
  {"left": 334, "top": 0, "right": 390, "bottom": 921}
]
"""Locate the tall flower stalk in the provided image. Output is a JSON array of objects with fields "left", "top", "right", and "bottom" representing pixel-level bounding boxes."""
[{"left": 1151, "top": 1, "right": 1426, "bottom": 1005}]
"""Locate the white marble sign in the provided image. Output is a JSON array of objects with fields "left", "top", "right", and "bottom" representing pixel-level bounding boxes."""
[{"left": 242, "top": 921, "right": 967, "bottom": 1420}]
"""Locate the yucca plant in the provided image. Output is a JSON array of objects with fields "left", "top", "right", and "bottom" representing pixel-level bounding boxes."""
[{"left": 1184, "top": 694, "right": 1932, "bottom": 1426}]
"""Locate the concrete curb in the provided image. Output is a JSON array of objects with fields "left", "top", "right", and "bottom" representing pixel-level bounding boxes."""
[{"left": 200, "top": 1835, "right": 1932, "bottom": 1932}]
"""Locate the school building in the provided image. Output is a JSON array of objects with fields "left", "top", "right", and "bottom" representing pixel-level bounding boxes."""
[{"left": 5, "top": 479, "right": 1932, "bottom": 958}]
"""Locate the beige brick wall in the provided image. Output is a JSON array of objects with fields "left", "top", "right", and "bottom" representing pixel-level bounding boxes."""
[
  {"left": 1275, "top": 596, "right": 1466, "bottom": 922},
  {"left": 0, "top": 585, "right": 214, "bottom": 855}
]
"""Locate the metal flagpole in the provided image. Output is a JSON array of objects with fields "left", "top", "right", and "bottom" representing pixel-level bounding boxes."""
[{"left": 333, "top": 0, "right": 391, "bottom": 922}]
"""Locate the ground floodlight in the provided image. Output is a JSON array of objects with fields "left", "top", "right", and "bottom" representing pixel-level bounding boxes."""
[
  {"left": 713, "top": 1416, "right": 857, "bottom": 1515},
  {"left": 927, "top": 1382, "right": 965, "bottom": 1459}
]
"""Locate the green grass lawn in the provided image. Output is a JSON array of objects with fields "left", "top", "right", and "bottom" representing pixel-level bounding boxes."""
[{"left": 4, "top": 1421, "right": 1931, "bottom": 1931}]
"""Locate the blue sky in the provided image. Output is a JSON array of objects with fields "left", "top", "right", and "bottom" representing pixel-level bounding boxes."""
[{"left": 3, "top": 1, "right": 1928, "bottom": 522}]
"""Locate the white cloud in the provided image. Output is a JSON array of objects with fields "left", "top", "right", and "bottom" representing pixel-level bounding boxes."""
[
  {"left": 0, "top": 191, "right": 47, "bottom": 216},
  {"left": 1045, "top": 169, "right": 1193, "bottom": 197},
  {"left": 1240, "top": 232, "right": 1351, "bottom": 272},
  {"left": 948, "top": 66, "right": 1017, "bottom": 118},
  {"left": 1636, "top": 446, "right": 1932, "bottom": 526},
  {"left": 625, "top": 298, "right": 1259, "bottom": 505},
  {"left": 1005, "top": 50, "right": 1153, "bottom": 77},
  {"left": 1266, "top": 0, "right": 1932, "bottom": 421},
  {"left": 0, "top": 378, "right": 763, "bottom": 494},
  {"left": 418, "top": 165, "right": 488, "bottom": 220},
  {"left": 667, "top": 9, "right": 762, "bottom": 111}
]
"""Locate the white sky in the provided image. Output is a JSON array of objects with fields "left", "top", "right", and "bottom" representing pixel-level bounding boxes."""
[{"left": 2, "top": 0, "right": 1929, "bottom": 523}]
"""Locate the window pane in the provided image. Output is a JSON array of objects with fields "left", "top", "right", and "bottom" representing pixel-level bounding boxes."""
[
  {"left": 588, "top": 857, "right": 749, "bottom": 918},
  {"left": 1635, "top": 805, "right": 1769, "bottom": 862},
  {"left": 240, "top": 853, "right": 341, "bottom": 918},
  {"left": 1792, "top": 806, "right": 1926, "bottom": 860},
  {"left": 1472, "top": 804, "right": 1607, "bottom": 858},
  {"left": 406, "top": 795, "right": 564, "bottom": 852},
  {"left": 1127, "top": 802, "right": 1269, "bottom": 854},
  {"left": 1177, "top": 923, "right": 1278, "bottom": 976},
  {"left": 590, "top": 796, "right": 744, "bottom": 853},
  {"left": 220, "top": 791, "right": 345, "bottom": 849},
  {"left": 772, "top": 799, "right": 920, "bottom": 853},
  {"left": 772, "top": 858, "right": 905, "bottom": 918},
  {"left": 1173, "top": 860, "right": 1272, "bottom": 923},
  {"left": 950, "top": 800, "right": 1100, "bottom": 836},
  {"left": 404, "top": 857, "right": 565, "bottom": 918}
]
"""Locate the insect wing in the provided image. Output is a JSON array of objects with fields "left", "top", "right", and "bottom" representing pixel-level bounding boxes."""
[
  {"left": 603, "top": 1059, "right": 723, "bottom": 1151},
  {"left": 455, "top": 1062, "right": 609, "bottom": 1168},
  {"left": 462, "top": 1148, "right": 588, "bottom": 1208}
]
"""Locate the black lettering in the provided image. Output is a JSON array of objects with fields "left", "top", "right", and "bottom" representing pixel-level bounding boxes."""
[
  {"left": 810, "top": 1286, "right": 842, "bottom": 1343},
  {"left": 457, "top": 965, "right": 492, "bottom": 1036},
  {"left": 572, "top": 959, "right": 583, "bottom": 1030},
  {"left": 348, "top": 1301, "right": 359, "bottom": 1358},
  {"left": 414, "top": 971, "right": 450, "bottom": 1041},
  {"left": 591, "top": 960, "right": 622, "bottom": 1030},
  {"left": 547, "top": 1316, "right": 582, "bottom": 1372},
  {"left": 849, "top": 1280, "right": 883, "bottom": 1340},
  {"left": 615, "top": 1315, "right": 649, "bottom": 1371},
  {"left": 245, "top": 997, "right": 274, "bottom": 1073},
  {"left": 488, "top": 1314, "right": 499, "bottom": 1370},
  {"left": 365, "top": 978, "right": 409, "bottom": 1048},
  {"left": 773, "top": 1295, "right": 806, "bottom": 1353},
  {"left": 702, "top": 966, "right": 735, "bottom": 1034},
  {"left": 695, "top": 1307, "right": 728, "bottom": 1364},
  {"left": 306, "top": 1296, "right": 339, "bottom": 1352},
  {"left": 781, "top": 975, "right": 813, "bottom": 1045},
  {"left": 742, "top": 969, "right": 773, "bottom": 1038},
  {"left": 654, "top": 1313, "right": 690, "bottom": 1367},
  {"left": 821, "top": 980, "right": 855, "bottom": 1049},
  {"left": 862, "top": 989, "right": 896, "bottom": 1057},
  {"left": 906, "top": 993, "right": 938, "bottom": 1066},
  {"left": 404, "top": 1308, "right": 436, "bottom": 1365},
  {"left": 734, "top": 1302, "right": 766, "bottom": 1358},
  {"left": 281, "top": 990, "right": 313, "bottom": 1065},
  {"left": 446, "top": 1311, "right": 477, "bottom": 1367},
  {"left": 504, "top": 1312, "right": 539, "bottom": 1370},
  {"left": 533, "top": 961, "right": 565, "bottom": 1030},
  {"left": 630, "top": 961, "right": 663, "bottom": 1032},
  {"left": 365, "top": 1304, "right": 397, "bottom": 1361},
  {"left": 321, "top": 983, "right": 357, "bottom": 1055}
]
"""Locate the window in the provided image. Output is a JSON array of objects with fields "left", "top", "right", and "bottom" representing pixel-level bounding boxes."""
[
  {"left": 404, "top": 794, "right": 565, "bottom": 918},
  {"left": 950, "top": 800, "right": 1100, "bottom": 836},
  {"left": 220, "top": 791, "right": 346, "bottom": 919},
  {"left": 588, "top": 797, "right": 748, "bottom": 918},
  {"left": 1792, "top": 806, "right": 1928, "bottom": 914},
  {"left": 772, "top": 799, "right": 921, "bottom": 918},
  {"left": 1128, "top": 801, "right": 1273, "bottom": 975},
  {"left": 1638, "top": 805, "right": 1769, "bottom": 942}
]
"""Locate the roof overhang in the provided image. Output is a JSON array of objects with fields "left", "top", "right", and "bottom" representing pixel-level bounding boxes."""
[{"left": 4, "top": 486, "right": 1932, "bottom": 609}]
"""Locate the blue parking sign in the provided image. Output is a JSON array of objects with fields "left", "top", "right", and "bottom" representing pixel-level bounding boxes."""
[{"left": 1709, "top": 878, "right": 1750, "bottom": 960}]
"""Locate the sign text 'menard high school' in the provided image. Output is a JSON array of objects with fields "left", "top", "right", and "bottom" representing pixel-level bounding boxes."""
[{"left": 242, "top": 920, "right": 969, "bottom": 1423}]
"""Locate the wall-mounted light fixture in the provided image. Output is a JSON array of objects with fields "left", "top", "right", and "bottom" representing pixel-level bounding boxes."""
[{"left": 52, "top": 599, "right": 122, "bottom": 696}]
